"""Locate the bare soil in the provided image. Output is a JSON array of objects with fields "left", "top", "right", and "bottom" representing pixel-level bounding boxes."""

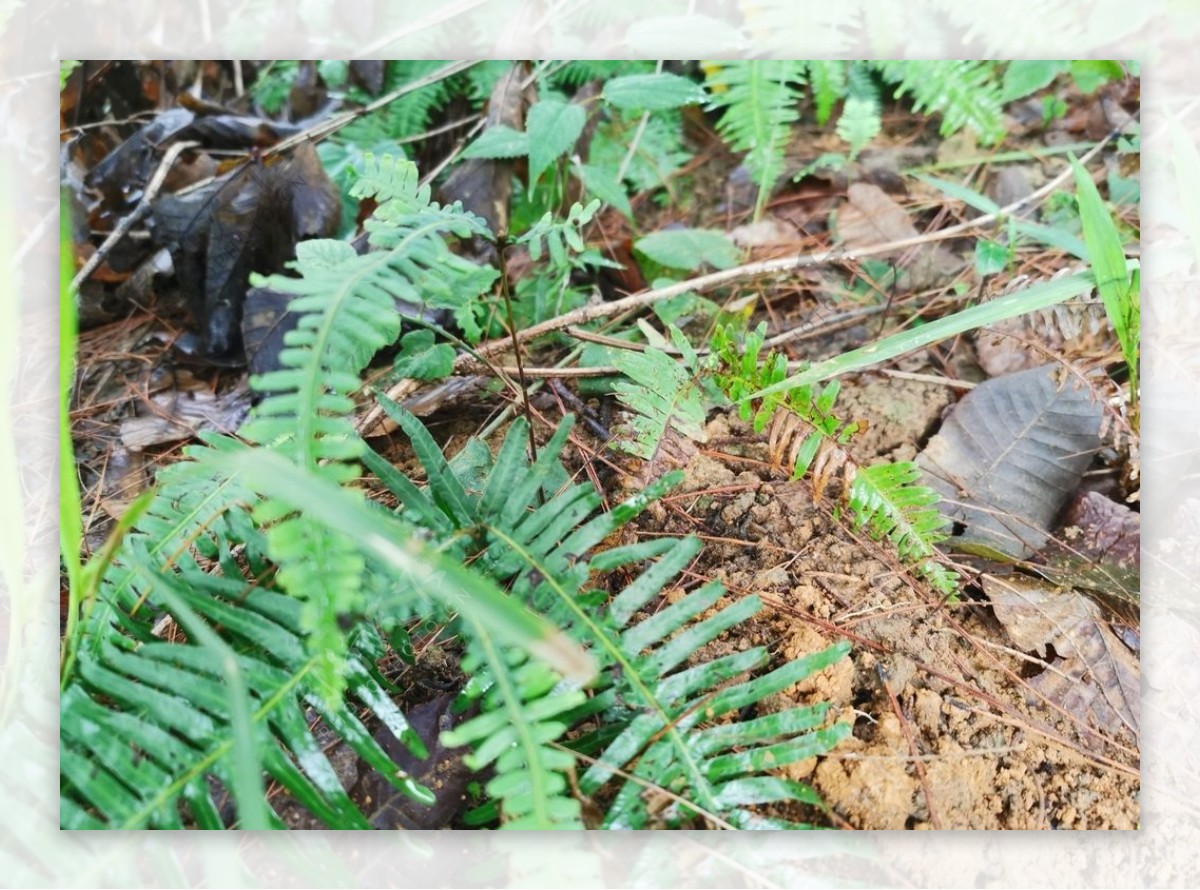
[{"left": 606, "top": 376, "right": 1139, "bottom": 830}]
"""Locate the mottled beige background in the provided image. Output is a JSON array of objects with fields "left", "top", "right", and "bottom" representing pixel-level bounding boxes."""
[{"left": 2, "top": 1, "right": 1194, "bottom": 885}]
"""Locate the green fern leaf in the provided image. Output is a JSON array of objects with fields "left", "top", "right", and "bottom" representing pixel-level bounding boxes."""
[
  {"left": 877, "top": 60, "right": 1005, "bottom": 144},
  {"left": 611, "top": 332, "right": 708, "bottom": 460},
  {"left": 807, "top": 60, "right": 848, "bottom": 126},
  {"left": 712, "top": 322, "right": 959, "bottom": 597},
  {"left": 704, "top": 60, "right": 805, "bottom": 218}
]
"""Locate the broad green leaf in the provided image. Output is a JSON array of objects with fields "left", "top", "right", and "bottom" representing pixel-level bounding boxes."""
[
  {"left": 574, "top": 162, "right": 632, "bottom": 219},
  {"left": 602, "top": 72, "right": 707, "bottom": 111},
  {"left": 635, "top": 228, "right": 740, "bottom": 272},
  {"left": 975, "top": 238, "right": 1009, "bottom": 276},
  {"left": 1069, "top": 60, "right": 1124, "bottom": 94},
  {"left": 462, "top": 125, "right": 529, "bottom": 160},
  {"left": 392, "top": 330, "right": 455, "bottom": 380},
  {"left": 317, "top": 60, "right": 349, "bottom": 88},
  {"left": 526, "top": 98, "right": 587, "bottom": 186},
  {"left": 1000, "top": 60, "right": 1068, "bottom": 103}
]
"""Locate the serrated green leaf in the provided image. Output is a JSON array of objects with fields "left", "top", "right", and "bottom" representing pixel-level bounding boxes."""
[
  {"left": 602, "top": 72, "right": 707, "bottom": 111},
  {"left": 526, "top": 98, "right": 587, "bottom": 186},
  {"left": 574, "top": 163, "right": 632, "bottom": 219},
  {"left": 635, "top": 228, "right": 740, "bottom": 272}
]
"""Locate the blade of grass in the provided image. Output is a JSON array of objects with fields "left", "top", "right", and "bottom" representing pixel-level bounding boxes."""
[
  {"left": 1070, "top": 153, "right": 1138, "bottom": 410},
  {"left": 60, "top": 189, "right": 85, "bottom": 672},
  {"left": 752, "top": 268, "right": 1125, "bottom": 397}
]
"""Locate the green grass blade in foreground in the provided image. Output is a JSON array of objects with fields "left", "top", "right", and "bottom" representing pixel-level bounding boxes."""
[
  {"left": 189, "top": 446, "right": 596, "bottom": 684},
  {"left": 752, "top": 269, "right": 1121, "bottom": 397},
  {"left": 1071, "top": 153, "right": 1138, "bottom": 403},
  {"left": 60, "top": 190, "right": 86, "bottom": 670}
]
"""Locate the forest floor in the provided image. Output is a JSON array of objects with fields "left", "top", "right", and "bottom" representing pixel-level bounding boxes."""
[{"left": 64, "top": 61, "right": 1140, "bottom": 830}]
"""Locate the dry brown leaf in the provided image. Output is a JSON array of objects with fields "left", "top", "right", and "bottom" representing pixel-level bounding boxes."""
[
  {"left": 837, "top": 183, "right": 918, "bottom": 248},
  {"left": 120, "top": 377, "right": 252, "bottom": 450},
  {"left": 984, "top": 574, "right": 1139, "bottom": 742},
  {"left": 835, "top": 183, "right": 963, "bottom": 290}
]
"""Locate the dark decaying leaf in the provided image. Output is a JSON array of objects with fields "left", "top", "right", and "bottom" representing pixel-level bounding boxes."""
[
  {"left": 917, "top": 364, "right": 1105, "bottom": 558},
  {"left": 151, "top": 142, "right": 340, "bottom": 360},
  {"left": 287, "top": 60, "right": 327, "bottom": 121},
  {"left": 984, "top": 575, "right": 1139, "bottom": 742},
  {"left": 83, "top": 108, "right": 196, "bottom": 210},
  {"left": 439, "top": 62, "right": 531, "bottom": 250},
  {"left": 240, "top": 286, "right": 300, "bottom": 379},
  {"left": 349, "top": 61, "right": 386, "bottom": 95},
  {"left": 1037, "top": 490, "right": 1140, "bottom": 622},
  {"left": 352, "top": 694, "right": 476, "bottom": 829}
]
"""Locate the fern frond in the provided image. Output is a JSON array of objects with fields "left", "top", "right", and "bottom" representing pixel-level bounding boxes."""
[
  {"left": 704, "top": 60, "right": 806, "bottom": 218},
  {"left": 836, "top": 62, "right": 882, "bottom": 158},
  {"left": 61, "top": 569, "right": 432, "bottom": 829},
  {"left": 340, "top": 60, "right": 459, "bottom": 146},
  {"left": 712, "top": 323, "right": 959, "bottom": 596},
  {"left": 877, "top": 60, "right": 1006, "bottom": 145},
  {"left": 366, "top": 400, "right": 851, "bottom": 829},
  {"left": 806, "top": 60, "right": 848, "bottom": 126},
  {"left": 611, "top": 327, "right": 708, "bottom": 461}
]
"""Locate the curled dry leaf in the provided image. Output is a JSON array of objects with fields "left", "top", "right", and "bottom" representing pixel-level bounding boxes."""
[
  {"left": 984, "top": 574, "right": 1139, "bottom": 743},
  {"left": 119, "top": 377, "right": 253, "bottom": 451}
]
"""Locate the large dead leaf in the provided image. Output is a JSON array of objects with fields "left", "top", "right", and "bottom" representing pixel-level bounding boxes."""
[
  {"left": 151, "top": 142, "right": 340, "bottom": 360},
  {"left": 918, "top": 364, "right": 1105, "bottom": 558},
  {"left": 984, "top": 575, "right": 1139, "bottom": 742}
]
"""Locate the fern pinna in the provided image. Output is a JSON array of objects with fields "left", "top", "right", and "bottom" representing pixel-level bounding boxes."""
[
  {"left": 61, "top": 154, "right": 849, "bottom": 830},
  {"left": 712, "top": 323, "right": 960, "bottom": 597}
]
